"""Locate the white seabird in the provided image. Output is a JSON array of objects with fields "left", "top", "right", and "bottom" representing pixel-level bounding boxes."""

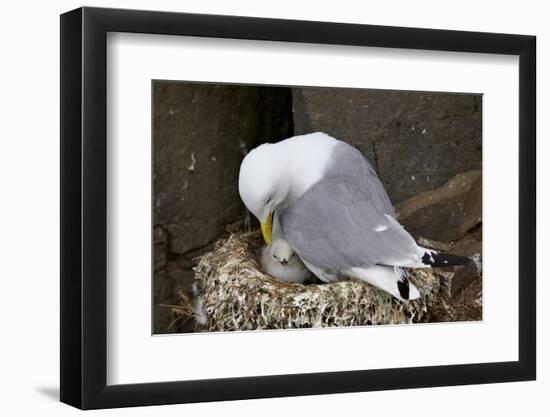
[
  {"left": 259, "top": 213, "right": 311, "bottom": 283},
  {"left": 239, "top": 132, "right": 468, "bottom": 301},
  {"left": 260, "top": 238, "right": 311, "bottom": 284}
]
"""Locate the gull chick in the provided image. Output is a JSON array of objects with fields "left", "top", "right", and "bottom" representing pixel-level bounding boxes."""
[{"left": 260, "top": 238, "right": 311, "bottom": 284}]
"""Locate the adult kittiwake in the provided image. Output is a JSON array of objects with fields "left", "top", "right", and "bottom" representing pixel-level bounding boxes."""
[{"left": 239, "top": 132, "right": 468, "bottom": 301}]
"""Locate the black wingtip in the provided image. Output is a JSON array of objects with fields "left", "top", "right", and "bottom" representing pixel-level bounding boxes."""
[
  {"left": 397, "top": 277, "right": 410, "bottom": 300},
  {"left": 422, "top": 251, "right": 470, "bottom": 267}
]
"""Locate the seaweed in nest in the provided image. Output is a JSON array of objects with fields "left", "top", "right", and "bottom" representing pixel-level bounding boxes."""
[{"left": 192, "top": 231, "right": 441, "bottom": 332}]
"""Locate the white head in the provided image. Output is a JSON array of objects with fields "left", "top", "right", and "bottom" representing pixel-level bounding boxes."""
[
  {"left": 239, "top": 143, "right": 291, "bottom": 244},
  {"left": 259, "top": 238, "right": 310, "bottom": 284},
  {"left": 270, "top": 239, "right": 296, "bottom": 267}
]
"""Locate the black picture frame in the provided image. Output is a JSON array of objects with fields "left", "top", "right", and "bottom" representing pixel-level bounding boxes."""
[{"left": 60, "top": 6, "right": 536, "bottom": 410}]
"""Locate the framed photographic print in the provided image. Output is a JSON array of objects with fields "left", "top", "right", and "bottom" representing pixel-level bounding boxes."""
[{"left": 60, "top": 6, "right": 536, "bottom": 409}]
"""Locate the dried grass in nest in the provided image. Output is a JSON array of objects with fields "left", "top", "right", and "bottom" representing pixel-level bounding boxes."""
[
  {"left": 160, "top": 290, "right": 193, "bottom": 330},
  {"left": 192, "top": 232, "right": 441, "bottom": 332}
]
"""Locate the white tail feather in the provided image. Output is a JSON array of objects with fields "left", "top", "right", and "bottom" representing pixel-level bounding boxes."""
[{"left": 346, "top": 265, "right": 420, "bottom": 301}]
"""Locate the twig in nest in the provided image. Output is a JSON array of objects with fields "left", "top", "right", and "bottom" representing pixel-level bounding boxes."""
[{"left": 160, "top": 290, "right": 193, "bottom": 330}]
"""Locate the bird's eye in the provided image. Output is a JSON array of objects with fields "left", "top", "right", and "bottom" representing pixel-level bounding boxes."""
[
  {"left": 273, "top": 254, "right": 277, "bottom": 259},
  {"left": 265, "top": 196, "right": 272, "bottom": 205}
]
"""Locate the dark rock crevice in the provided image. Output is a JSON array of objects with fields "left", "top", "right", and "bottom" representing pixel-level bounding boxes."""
[{"left": 153, "top": 82, "right": 294, "bottom": 333}]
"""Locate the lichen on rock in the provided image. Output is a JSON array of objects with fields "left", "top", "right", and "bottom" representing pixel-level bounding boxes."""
[{"left": 192, "top": 231, "right": 442, "bottom": 332}]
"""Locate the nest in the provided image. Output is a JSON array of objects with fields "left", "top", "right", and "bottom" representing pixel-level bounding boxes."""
[{"left": 192, "top": 232, "right": 442, "bottom": 332}]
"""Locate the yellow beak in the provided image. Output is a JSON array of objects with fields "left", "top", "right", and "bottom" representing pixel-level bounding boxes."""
[{"left": 260, "top": 212, "right": 273, "bottom": 245}]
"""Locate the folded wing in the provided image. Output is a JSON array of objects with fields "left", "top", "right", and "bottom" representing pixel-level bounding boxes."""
[{"left": 280, "top": 180, "right": 423, "bottom": 271}]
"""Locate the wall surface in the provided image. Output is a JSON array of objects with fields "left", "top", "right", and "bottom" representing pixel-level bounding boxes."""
[
  {"left": 0, "top": 0, "right": 546, "bottom": 416},
  {"left": 293, "top": 88, "right": 482, "bottom": 203}
]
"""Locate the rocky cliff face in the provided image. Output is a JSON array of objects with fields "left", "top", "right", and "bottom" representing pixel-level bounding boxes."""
[
  {"left": 292, "top": 88, "right": 482, "bottom": 203},
  {"left": 153, "top": 82, "right": 293, "bottom": 333},
  {"left": 153, "top": 82, "right": 482, "bottom": 333}
]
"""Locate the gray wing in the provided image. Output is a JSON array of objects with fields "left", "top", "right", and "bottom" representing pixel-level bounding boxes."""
[
  {"left": 322, "top": 141, "right": 395, "bottom": 216},
  {"left": 279, "top": 180, "right": 421, "bottom": 270}
]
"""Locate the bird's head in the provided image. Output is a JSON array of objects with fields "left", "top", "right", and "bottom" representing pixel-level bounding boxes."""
[
  {"left": 239, "top": 143, "right": 291, "bottom": 245},
  {"left": 271, "top": 239, "right": 296, "bottom": 267}
]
